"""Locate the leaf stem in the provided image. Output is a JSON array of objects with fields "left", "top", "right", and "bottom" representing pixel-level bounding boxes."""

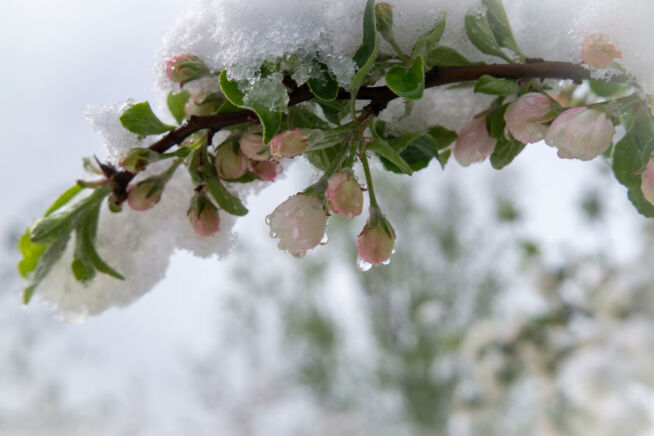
[{"left": 359, "top": 147, "right": 378, "bottom": 208}]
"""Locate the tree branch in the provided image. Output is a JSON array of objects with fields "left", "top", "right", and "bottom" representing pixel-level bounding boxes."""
[{"left": 112, "top": 60, "right": 592, "bottom": 199}]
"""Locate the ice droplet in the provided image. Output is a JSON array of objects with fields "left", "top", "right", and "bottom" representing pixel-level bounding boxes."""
[
  {"left": 293, "top": 251, "right": 306, "bottom": 259},
  {"left": 356, "top": 256, "right": 372, "bottom": 272},
  {"left": 269, "top": 231, "right": 277, "bottom": 238},
  {"left": 265, "top": 214, "right": 272, "bottom": 225},
  {"left": 320, "top": 233, "right": 329, "bottom": 245},
  {"left": 381, "top": 258, "right": 391, "bottom": 265}
]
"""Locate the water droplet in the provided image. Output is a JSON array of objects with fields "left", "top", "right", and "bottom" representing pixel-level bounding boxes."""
[
  {"left": 391, "top": 248, "right": 396, "bottom": 255},
  {"left": 265, "top": 215, "right": 272, "bottom": 225},
  {"left": 269, "top": 231, "right": 277, "bottom": 238},
  {"left": 293, "top": 251, "right": 306, "bottom": 259},
  {"left": 320, "top": 233, "right": 329, "bottom": 245},
  {"left": 356, "top": 256, "right": 372, "bottom": 272},
  {"left": 381, "top": 258, "right": 391, "bottom": 265}
]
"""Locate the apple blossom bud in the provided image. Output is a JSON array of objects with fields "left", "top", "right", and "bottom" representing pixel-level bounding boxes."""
[
  {"left": 187, "top": 195, "right": 220, "bottom": 237},
  {"left": 127, "top": 181, "right": 162, "bottom": 211},
  {"left": 266, "top": 193, "right": 328, "bottom": 257},
  {"left": 375, "top": 2, "right": 394, "bottom": 40},
  {"left": 357, "top": 213, "right": 396, "bottom": 266},
  {"left": 165, "top": 54, "right": 209, "bottom": 83},
  {"left": 641, "top": 156, "right": 654, "bottom": 206},
  {"left": 454, "top": 118, "right": 496, "bottom": 166},
  {"left": 545, "top": 107, "right": 614, "bottom": 161},
  {"left": 269, "top": 129, "right": 308, "bottom": 160},
  {"left": 251, "top": 160, "right": 282, "bottom": 182},
  {"left": 215, "top": 142, "right": 249, "bottom": 180},
  {"left": 239, "top": 129, "right": 269, "bottom": 161},
  {"left": 184, "top": 91, "right": 220, "bottom": 118},
  {"left": 118, "top": 148, "right": 160, "bottom": 173},
  {"left": 581, "top": 34, "right": 622, "bottom": 68},
  {"left": 504, "top": 93, "right": 557, "bottom": 144},
  {"left": 327, "top": 171, "right": 363, "bottom": 218}
]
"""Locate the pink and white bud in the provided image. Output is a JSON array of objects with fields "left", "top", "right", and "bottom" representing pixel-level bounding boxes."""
[
  {"left": 165, "top": 54, "right": 209, "bottom": 83},
  {"left": 270, "top": 129, "right": 308, "bottom": 160},
  {"left": 454, "top": 118, "right": 496, "bottom": 166},
  {"left": 251, "top": 160, "right": 282, "bottom": 182},
  {"left": 545, "top": 107, "right": 614, "bottom": 161},
  {"left": 184, "top": 91, "right": 218, "bottom": 118},
  {"left": 127, "top": 181, "right": 162, "bottom": 211},
  {"left": 357, "top": 215, "right": 396, "bottom": 266},
  {"left": 240, "top": 130, "right": 269, "bottom": 161},
  {"left": 641, "top": 157, "right": 654, "bottom": 206},
  {"left": 215, "top": 143, "right": 249, "bottom": 180},
  {"left": 375, "top": 2, "right": 394, "bottom": 40},
  {"left": 267, "top": 193, "right": 328, "bottom": 257},
  {"left": 504, "top": 93, "right": 557, "bottom": 144},
  {"left": 581, "top": 34, "right": 622, "bottom": 68},
  {"left": 187, "top": 195, "right": 220, "bottom": 237},
  {"left": 327, "top": 171, "right": 363, "bottom": 218}
]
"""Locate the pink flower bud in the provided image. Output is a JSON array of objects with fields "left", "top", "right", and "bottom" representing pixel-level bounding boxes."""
[
  {"left": 187, "top": 195, "right": 220, "bottom": 237},
  {"left": 545, "top": 107, "right": 614, "bottom": 161},
  {"left": 215, "top": 142, "right": 249, "bottom": 180},
  {"left": 581, "top": 34, "right": 622, "bottom": 68},
  {"left": 184, "top": 91, "right": 218, "bottom": 118},
  {"left": 375, "top": 2, "right": 394, "bottom": 39},
  {"left": 239, "top": 130, "right": 269, "bottom": 161},
  {"left": 127, "top": 181, "right": 162, "bottom": 211},
  {"left": 357, "top": 215, "right": 396, "bottom": 266},
  {"left": 641, "top": 157, "right": 654, "bottom": 206},
  {"left": 327, "top": 171, "right": 363, "bottom": 218},
  {"left": 165, "top": 54, "right": 209, "bottom": 83},
  {"left": 251, "top": 160, "right": 282, "bottom": 182},
  {"left": 504, "top": 93, "right": 557, "bottom": 144},
  {"left": 269, "top": 129, "right": 308, "bottom": 160},
  {"left": 267, "top": 193, "right": 328, "bottom": 257},
  {"left": 454, "top": 118, "right": 496, "bottom": 166}
]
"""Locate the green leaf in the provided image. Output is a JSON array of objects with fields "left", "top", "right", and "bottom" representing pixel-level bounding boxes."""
[
  {"left": 167, "top": 90, "right": 191, "bottom": 125},
  {"left": 23, "top": 233, "right": 71, "bottom": 304},
  {"left": 465, "top": 11, "right": 511, "bottom": 63},
  {"left": 120, "top": 102, "right": 175, "bottom": 136},
  {"left": 425, "top": 46, "right": 479, "bottom": 67},
  {"left": 369, "top": 138, "right": 414, "bottom": 175},
  {"left": 589, "top": 80, "right": 631, "bottom": 98},
  {"left": 316, "top": 99, "right": 349, "bottom": 125},
  {"left": 30, "top": 214, "right": 75, "bottom": 245},
  {"left": 44, "top": 184, "right": 84, "bottom": 217},
  {"left": 397, "top": 134, "right": 441, "bottom": 172},
  {"left": 481, "top": 0, "right": 523, "bottom": 58},
  {"left": 490, "top": 138, "right": 526, "bottom": 169},
  {"left": 288, "top": 105, "right": 330, "bottom": 130},
  {"left": 219, "top": 71, "right": 282, "bottom": 143},
  {"left": 410, "top": 15, "right": 446, "bottom": 59},
  {"left": 612, "top": 108, "right": 654, "bottom": 217},
  {"left": 385, "top": 56, "right": 425, "bottom": 100},
  {"left": 474, "top": 74, "right": 517, "bottom": 96},
  {"left": 307, "top": 62, "right": 339, "bottom": 101},
  {"left": 437, "top": 149, "right": 452, "bottom": 168},
  {"left": 79, "top": 205, "right": 124, "bottom": 280},
  {"left": 305, "top": 146, "right": 340, "bottom": 172},
  {"left": 350, "top": 0, "right": 378, "bottom": 102},
  {"left": 205, "top": 176, "right": 248, "bottom": 216},
  {"left": 487, "top": 102, "right": 509, "bottom": 139},
  {"left": 427, "top": 125, "right": 458, "bottom": 150},
  {"left": 17, "top": 229, "right": 45, "bottom": 278}
]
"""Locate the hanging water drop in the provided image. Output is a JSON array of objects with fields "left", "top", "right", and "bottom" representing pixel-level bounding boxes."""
[
  {"left": 320, "top": 233, "right": 329, "bottom": 245},
  {"left": 293, "top": 250, "right": 307, "bottom": 259},
  {"left": 269, "top": 231, "right": 277, "bottom": 238},
  {"left": 265, "top": 214, "right": 272, "bottom": 225},
  {"left": 356, "top": 256, "right": 372, "bottom": 272},
  {"left": 381, "top": 258, "right": 391, "bottom": 265}
]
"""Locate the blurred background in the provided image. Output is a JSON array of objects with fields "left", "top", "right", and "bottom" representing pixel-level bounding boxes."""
[{"left": 2, "top": 1, "right": 654, "bottom": 435}]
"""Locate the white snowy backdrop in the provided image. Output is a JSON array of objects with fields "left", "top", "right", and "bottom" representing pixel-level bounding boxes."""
[{"left": 2, "top": 1, "right": 654, "bottom": 435}]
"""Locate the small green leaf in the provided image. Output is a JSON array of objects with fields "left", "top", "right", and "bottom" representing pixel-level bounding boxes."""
[
  {"left": 80, "top": 209, "right": 124, "bottom": 281},
  {"left": 205, "top": 176, "right": 248, "bottom": 216},
  {"left": 369, "top": 138, "right": 414, "bottom": 175},
  {"left": 219, "top": 71, "right": 282, "bottom": 143},
  {"left": 167, "top": 90, "right": 191, "bottom": 125},
  {"left": 316, "top": 99, "right": 349, "bottom": 125},
  {"left": 17, "top": 229, "right": 45, "bottom": 278},
  {"left": 30, "top": 214, "right": 75, "bottom": 245},
  {"left": 305, "top": 146, "right": 340, "bottom": 172},
  {"left": 396, "top": 134, "right": 441, "bottom": 172},
  {"left": 120, "top": 102, "right": 175, "bottom": 136},
  {"left": 481, "top": 0, "right": 523, "bottom": 58},
  {"left": 465, "top": 12, "right": 512, "bottom": 63},
  {"left": 437, "top": 149, "right": 452, "bottom": 168},
  {"left": 490, "top": 137, "right": 526, "bottom": 169},
  {"left": 288, "top": 105, "right": 330, "bottom": 130},
  {"left": 44, "top": 184, "right": 84, "bottom": 217},
  {"left": 411, "top": 15, "right": 446, "bottom": 59},
  {"left": 425, "top": 46, "right": 479, "bottom": 67},
  {"left": 427, "top": 125, "right": 458, "bottom": 150},
  {"left": 589, "top": 80, "right": 631, "bottom": 98},
  {"left": 474, "top": 74, "right": 517, "bottom": 96},
  {"left": 350, "top": 0, "right": 378, "bottom": 102},
  {"left": 308, "top": 62, "right": 339, "bottom": 101},
  {"left": 385, "top": 56, "right": 425, "bottom": 100},
  {"left": 22, "top": 233, "right": 71, "bottom": 305}
]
